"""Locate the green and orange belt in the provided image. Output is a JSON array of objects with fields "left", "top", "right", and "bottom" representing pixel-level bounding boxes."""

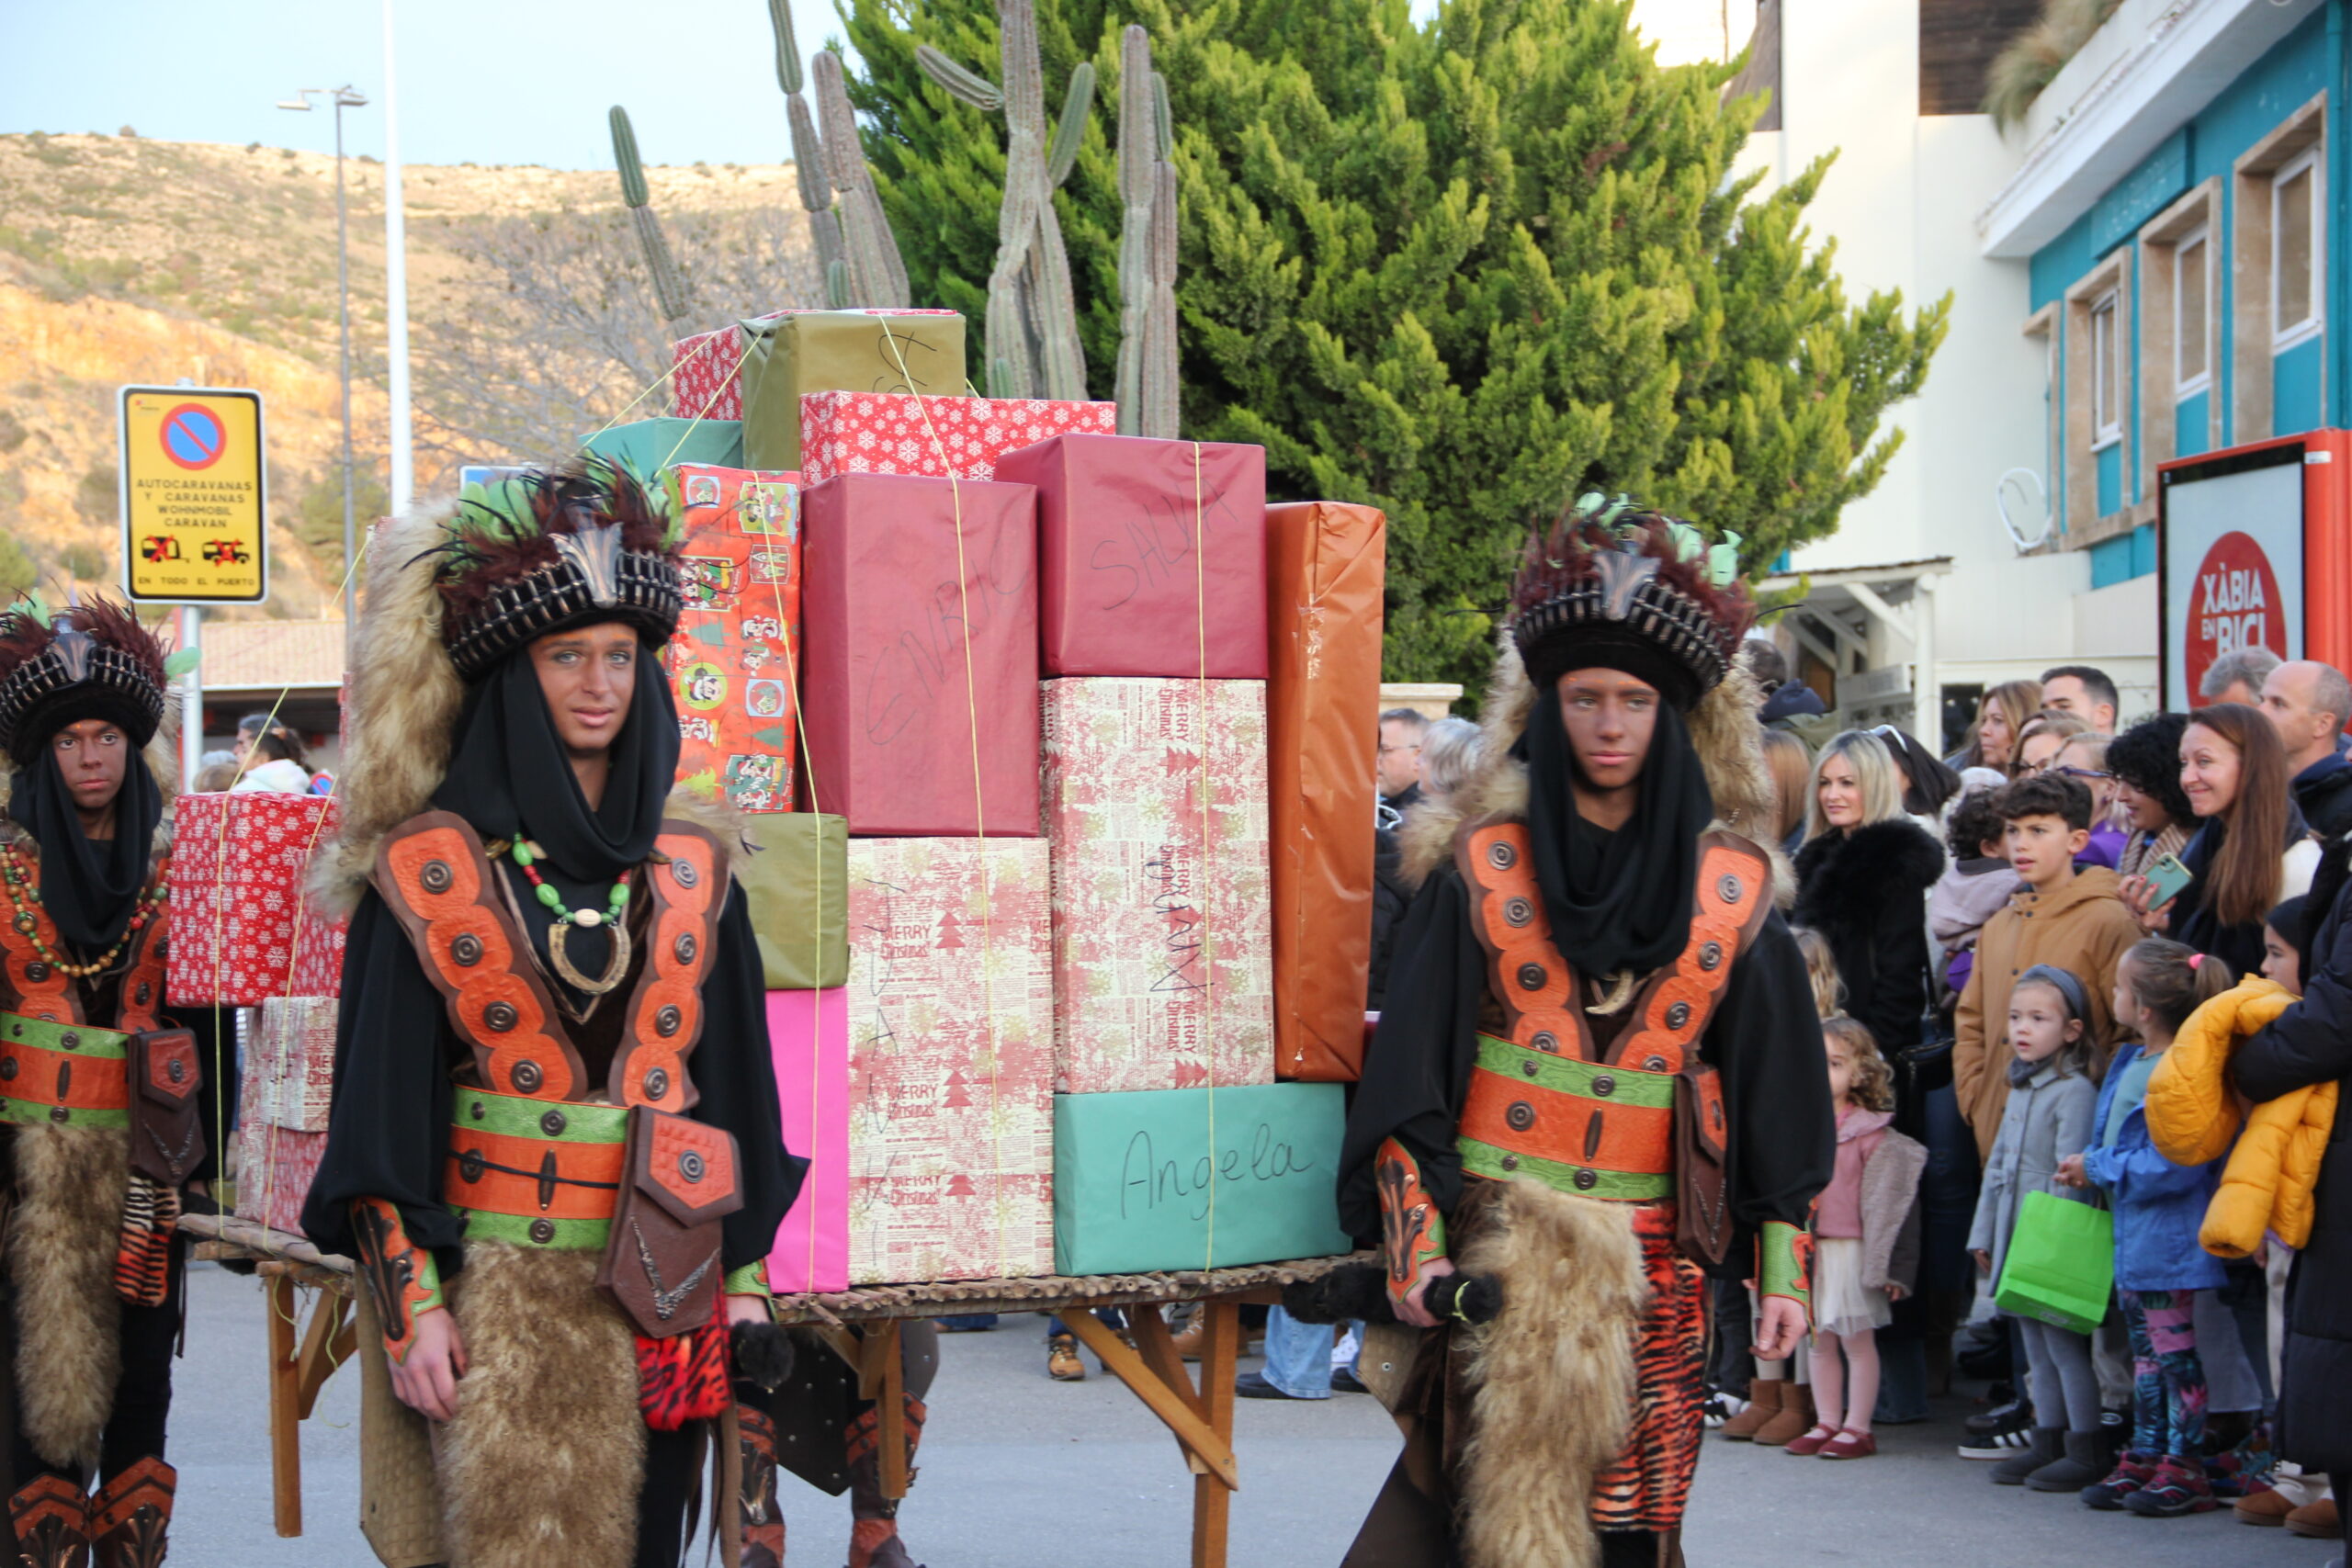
[
  {"left": 445, "top": 1086, "right": 629, "bottom": 1250},
  {"left": 1456, "top": 1032, "right": 1676, "bottom": 1201},
  {"left": 0, "top": 1011, "right": 130, "bottom": 1129}
]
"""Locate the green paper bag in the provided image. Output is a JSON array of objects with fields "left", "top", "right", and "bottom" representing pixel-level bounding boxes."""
[
  {"left": 1053, "top": 1083, "right": 1353, "bottom": 1276},
  {"left": 1994, "top": 1190, "right": 2113, "bottom": 1335},
  {"left": 579, "top": 418, "right": 743, "bottom": 474},
  {"left": 735, "top": 813, "right": 847, "bottom": 990},
  {"left": 738, "top": 310, "right": 967, "bottom": 470}
]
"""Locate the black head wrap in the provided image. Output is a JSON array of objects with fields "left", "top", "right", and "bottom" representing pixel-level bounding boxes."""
[
  {"left": 1520, "top": 677, "right": 1716, "bottom": 977},
  {"left": 7, "top": 741, "right": 163, "bottom": 955},
  {"left": 430, "top": 638, "right": 680, "bottom": 998}
]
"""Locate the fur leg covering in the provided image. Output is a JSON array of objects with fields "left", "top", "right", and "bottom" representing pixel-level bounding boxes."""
[
  {"left": 7, "top": 1125, "right": 128, "bottom": 1472},
  {"left": 439, "top": 1242, "right": 644, "bottom": 1568},
  {"left": 1456, "top": 1182, "right": 1648, "bottom": 1568}
]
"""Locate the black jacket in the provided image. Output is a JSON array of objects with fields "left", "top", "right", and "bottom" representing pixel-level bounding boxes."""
[
  {"left": 1366, "top": 825, "right": 1411, "bottom": 1010},
  {"left": 1792, "top": 818, "right": 1947, "bottom": 1058},
  {"left": 2293, "top": 753, "right": 2352, "bottom": 841},
  {"left": 2235, "top": 845, "right": 2352, "bottom": 1472}
]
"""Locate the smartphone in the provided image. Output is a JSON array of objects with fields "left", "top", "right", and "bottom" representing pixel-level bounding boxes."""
[{"left": 2141, "top": 852, "right": 2195, "bottom": 911}]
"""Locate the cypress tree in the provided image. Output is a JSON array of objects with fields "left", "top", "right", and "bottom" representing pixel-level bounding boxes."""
[{"left": 843, "top": 0, "right": 1949, "bottom": 689}]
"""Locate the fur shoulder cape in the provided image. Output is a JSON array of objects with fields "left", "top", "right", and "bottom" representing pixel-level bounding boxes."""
[
  {"left": 1396, "top": 635, "right": 1786, "bottom": 902},
  {"left": 311, "top": 502, "right": 742, "bottom": 918},
  {"left": 1791, "top": 817, "right": 1947, "bottom": 926}
]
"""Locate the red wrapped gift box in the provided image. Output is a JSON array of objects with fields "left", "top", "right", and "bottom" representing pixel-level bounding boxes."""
[
  {"left": 166, "top": 793, "right": 347, "bottom": 1007},
  {"left": 232, "top": 1123, "right": 328, "bottom": 1239},
  {"left": 798, "top": 473, "right": 1041, "bottom": 837},
  {"left": 993, "top": 434, "right": 1270, "bottom": 680},
  {"left": 664, "top": 465, "right": 803, "bottom": 813},
  {"left": 799, "top": 392, "right": 1117, "bottom": 484}
]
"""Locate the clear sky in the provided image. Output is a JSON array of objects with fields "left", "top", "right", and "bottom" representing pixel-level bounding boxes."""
[{"left": 0, "top": 0, "right": 851, "bottom": 171}]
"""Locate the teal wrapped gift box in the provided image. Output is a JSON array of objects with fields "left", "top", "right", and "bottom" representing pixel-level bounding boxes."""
[
  {"left": 578, "top": 418, "right": 744, "bottom": 474},
  {"left": 1052, "top": 1083, "right": 1353, "bottom": 1276}
]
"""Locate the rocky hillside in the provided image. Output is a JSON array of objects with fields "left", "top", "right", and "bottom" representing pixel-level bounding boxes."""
[{"left": 0, "top": 131, "right": 815, "bottom": 620}]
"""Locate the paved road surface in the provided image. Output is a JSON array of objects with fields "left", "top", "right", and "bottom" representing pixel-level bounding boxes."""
[{"left": 169, "top": 1265, "right": 2333, "bottom": 1566}]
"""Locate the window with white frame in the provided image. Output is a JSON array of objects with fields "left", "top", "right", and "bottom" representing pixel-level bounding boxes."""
[
  {"left": 2176, "top": 228, "right": 2211, "bottom": 397},
  {"left": 2274, "top": 147, "right": 2324, "bottom": 350},
  {"left": 2090, "top": 290, "right": 2122, "bottom": 447}
]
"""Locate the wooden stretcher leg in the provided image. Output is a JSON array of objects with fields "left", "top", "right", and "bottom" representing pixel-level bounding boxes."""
[
  {"left": 1190, "top": 1300, "right": 1238, "bottom": 1568},
  {"left": 1064, "top": 1311, "right": 1238, "bottom": 1489},
  {"left": 1129, "top": 1306, "right": 1211, "bottom": 1474},
  {"left": 877, "top": 1322, "right": 909, "bottom": 1500},
  {"left": 294, "top": 1290, "right": 357, "bottom": 1420},
  {"left": 266, "top": 1272, "right": 303, "bottom": 1537}
]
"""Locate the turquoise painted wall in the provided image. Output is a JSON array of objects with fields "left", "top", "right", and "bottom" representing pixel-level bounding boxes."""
[{"left": 2026, "top": 10, "right": 2338, "bottom": 578}]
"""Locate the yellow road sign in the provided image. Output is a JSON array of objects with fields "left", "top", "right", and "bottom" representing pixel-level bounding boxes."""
[{"left": 119, "top": 385, "right": 268, "bottom": 604}]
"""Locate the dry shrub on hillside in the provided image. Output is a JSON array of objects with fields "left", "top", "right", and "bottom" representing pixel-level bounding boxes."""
[{"left": 412, "top": 204, "right": 818, "bottom": 483}]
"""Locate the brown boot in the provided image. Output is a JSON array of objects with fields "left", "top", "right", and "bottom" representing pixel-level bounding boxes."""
[
  {"left": 738, "top": 1404, "right": 785, "bottom": 1568},
  {"left": 10, "top": 1474, "right": 89, "bottom": 1568},
  {"left": 1751, "top": 1382, "right": 1816, "bottom": 1448},
  {"left": 1169, "top": 1313, "right": 1260, "bottom": 1363},
  {"left": 1046, "top": 1331, "right": 1086, "bottom": 1381},
  {"left": 1719, "top": 1379, "right": 1783, "bottom": 1441},
  {"left": 88, "top": 1459, "right": 173, "bottom": 1568},
  {"left": 844, "top": 1396, "right": 928, "bottom": 1568}
]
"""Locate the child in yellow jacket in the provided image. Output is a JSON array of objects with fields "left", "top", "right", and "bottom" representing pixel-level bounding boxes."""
[{"left": 2147, "top": 896, "right": 2337, "bottom": 1258}]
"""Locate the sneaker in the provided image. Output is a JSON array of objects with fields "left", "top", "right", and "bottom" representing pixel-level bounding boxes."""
[
  {"left": 2082, "top": 1451, "right": 2159, "bottom": 1510},
  {"left": 1957, "top": 1400, "right": 2034, "bottom": 1460},
  {"left": 1236, "top": 1370, "right": 1317, "bottom": 1401},
  {"left": 2122, "top": 1455, "right": 2220, "bottom": 1517},
  {"left": 1964, "top": 1394, "right": 2030, "bottom": 1439},
  {"left": 1702, "top": 1391, "right": 1748, "bottom": 1429},
  {"left": 1331, "top": 1365, "right": 1371, "bottom": 1395},
  {"left": 1046, "top": 1332, "right": 1085, "bottom": 1382}
]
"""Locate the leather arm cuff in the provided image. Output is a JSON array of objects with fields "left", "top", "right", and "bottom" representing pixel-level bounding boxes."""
[
  {"left": 350, "top": 1198, "right": 446, "bottom": 1365},
  {"left": 723, "top": 1259, "right": 771, "bottom": 1297},
  {"left": 1759, "top": 1219, "right": 1814, "bottom": 1319},
  {"left": 1375, "top": 1136, "right": 1448, "bottom": 1307}
]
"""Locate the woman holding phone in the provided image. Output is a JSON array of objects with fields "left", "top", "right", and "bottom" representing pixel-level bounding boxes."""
[
  {"left": 2108, "top": 713, "right": 2195, "bottom": 879},
  {"left": 2120, "top": 704, "right": 2318, "bottom": 976}
]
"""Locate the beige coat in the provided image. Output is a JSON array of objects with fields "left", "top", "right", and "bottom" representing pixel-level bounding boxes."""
[{"left": 1953, "top": 865, "right": 2143, "bottom": 1163}]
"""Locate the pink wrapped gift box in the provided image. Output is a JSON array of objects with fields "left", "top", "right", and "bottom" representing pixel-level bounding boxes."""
[
  {"left": 166, "top": 794, "right": 347, "bottom": 1007},
  {"left": 234, "top": 1023, "right": 329, "bottom": 1240},
  {"left": 767, "top": 988, "right": 850, "bottom": 1294},
  {"left": 671, "top": 309, "right": 965, "bottom": 422},
  {"left": 799, "top": 392, "right": 1117, "bottom": 484},
  {"left": 1042, "top": 678, "right": 1275, "bottom": 1094},
  {"left": 249, "top": 996, "right": 336, "bottom": 1132},
  {"left": 845, "top": 839, "right": 1055, "bottom": 1284}
]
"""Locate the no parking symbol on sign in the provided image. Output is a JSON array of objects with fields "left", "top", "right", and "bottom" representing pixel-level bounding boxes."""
[{"left": 119, "top": 385, "right": 269, "bottom": 604}]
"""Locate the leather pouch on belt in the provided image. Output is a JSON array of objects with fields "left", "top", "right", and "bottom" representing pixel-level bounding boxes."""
[
  {"left": 127, "top": 1029, "right": 205, "bottom": 1188},
  {"left": 597, "top": 1107, "right": 743, "bottom": 1338},
  {"left": 1673, "top": 1065, "right": 1730, "bottom": 1266}
]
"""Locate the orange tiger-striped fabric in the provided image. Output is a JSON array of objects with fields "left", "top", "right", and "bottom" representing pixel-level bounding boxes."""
[
  {"left": 112, "top": 1175, "right": 179, "bottom": 1307},
  {"left": 1589, "top": 1201, "right": 1707, "bottom": 1533}
]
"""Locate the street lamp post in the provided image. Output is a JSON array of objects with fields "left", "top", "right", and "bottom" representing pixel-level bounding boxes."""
[{"left": 277, "top": 85, "right": 369, "bottom": 649}]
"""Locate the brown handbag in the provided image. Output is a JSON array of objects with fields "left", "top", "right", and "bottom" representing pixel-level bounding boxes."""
[
  {"left": 1673, "top": 1064, "right": 1732, "bottom": 1266},
  {"left": 127, "top": 1029, "right": 205, "bottom": 1189},
  {"left": 597, "top": 1107, "right": 744, "bottom": 1339}
]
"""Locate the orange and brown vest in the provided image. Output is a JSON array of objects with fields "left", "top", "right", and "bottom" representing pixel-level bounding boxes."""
[
  {"left": 1453, "top": 819, "right": 1770, "bottom": 1202},
  {"left": 0, "top": 833, "right": 170, "bottom": 1130}
]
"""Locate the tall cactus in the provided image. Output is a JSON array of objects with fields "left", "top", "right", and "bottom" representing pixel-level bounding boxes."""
[
  {"left": 917, "top": 0, "right": 1091, "bottom": 400},
  {"left": 1114, "top": 29, "right": 1179, "bottom": 436},
  {"left": 766, "top": 0, "right": 847, "bottom": 292},
  {"left": 813, "top": 50, "right": 910, "bottom": 309},
  {"left": 609, "top": 106, "right": 693, "bottom": 328}
]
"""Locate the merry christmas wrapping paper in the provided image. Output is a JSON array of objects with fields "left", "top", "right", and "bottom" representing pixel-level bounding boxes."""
[
  {"left": 663, "top": 464, "right": 803, "bottom": 814},
  {"left": 165, "top": 793, "right": 347, "bottom": 1007},
  {"left": 798, "top": 391, "right": 1116, "bottom": 484},
  {"left": 248, "top": 995, "right": 338, "bottom": 1132},
  {"left": 1040, "top": 678, "right": 1275, "bottom": 1095},
  {"left": 843, "top": 838, "right": 1055, "bottom": 1284}
]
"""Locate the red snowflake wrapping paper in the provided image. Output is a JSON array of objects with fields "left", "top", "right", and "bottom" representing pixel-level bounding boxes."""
[
  {"left": 670, "top": 309, "right": 965, "bottom": 423},
  {"left": 663, "top": 465, "right": 803, "bottom": 813},
  {"left": 798, "top": 392, "right": 1117, "bottom": 484},
  {"left": 165, "top": 793, "right": 347, "bottom": 1007},
  {"left": 1041, "top": 678, "right": 1275, "bottom": 1094},
  {"left": 844, "top": 838, "right": 1055, "bottom": 1284},
  {"left": 248, "top": 996, "right": 337, "bottom": 1132}
]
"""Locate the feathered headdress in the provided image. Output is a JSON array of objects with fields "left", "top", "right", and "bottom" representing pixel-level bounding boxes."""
[
  {"left": 1509, "top": 492, "right": 1756, "bottom": 712},
  {"left": 431, "top": 457, "right": 686, "bottom": 681},
  {"left": 0, "top": 595, "right": 187, "bottom": 765}
]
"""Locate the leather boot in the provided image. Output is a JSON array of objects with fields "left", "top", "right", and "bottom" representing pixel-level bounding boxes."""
[
  {"left": 845, "top": 1397, "right": 928, "bottom": 1568},
  {"left": 1751, "top": 1382, "right": 1815, "bottom": 1448},
  {"left": 738, "top": 1404, "right": 786, "bottom": 1568},
  {"left": 9, "top": 1475, "right": 89, "bottom": 1568},
  {"left": 1719, "top": 1378, "right": 1783, "bottom": 1441},
  {"left": 88, "top": 1459, "right": 173, "bottom": 1568},
  {"left": 1993, "top": 1428, "right": 2064, "bottom": 1486}
]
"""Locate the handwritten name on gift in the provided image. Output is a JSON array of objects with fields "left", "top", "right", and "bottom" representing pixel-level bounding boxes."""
[{"left": 1119, "top": 1120, "right": 1319, "bottom": 1223}]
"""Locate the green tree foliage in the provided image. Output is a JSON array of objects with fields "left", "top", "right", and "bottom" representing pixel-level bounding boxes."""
[
  {"left": 0, "top": 534, "right": 35, "bottom": 601},
  {"left": 294, "top": 468, "right": 390, "bottom": 583},
  {"left": 844, "top": 0, "right": 1949, "bottom": 689}
]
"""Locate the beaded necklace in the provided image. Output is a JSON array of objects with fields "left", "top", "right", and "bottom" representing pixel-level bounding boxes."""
[
  {"left": 507, "top": 840, "right": 632, "bottom": 995},
  {"left": 0, "top": 839, "right": 166, "bottom": 979}
]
